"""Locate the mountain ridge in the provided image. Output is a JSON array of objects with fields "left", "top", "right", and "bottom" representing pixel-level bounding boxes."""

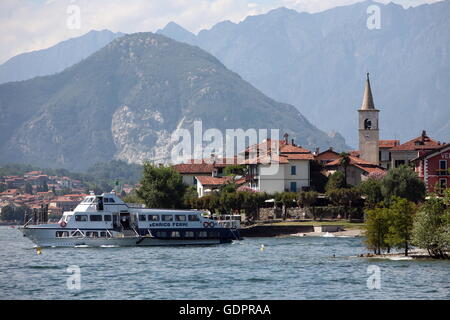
[
  {"left": 158, "top": 0, "right": 450, "bottom": 146},
  {"left": 0, "top": 32, "right": 347, "bottom": 170}
]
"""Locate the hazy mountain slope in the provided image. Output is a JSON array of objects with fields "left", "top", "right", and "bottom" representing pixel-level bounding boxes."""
[
  {"left": 158, "top": 0, "right": 450, "bottom": 146},
  {"left": 0, "top": 30, "right": 124, "bottom": 84},
  {"left": 0, "top": 33, "right": 346, "bottom": 170}
]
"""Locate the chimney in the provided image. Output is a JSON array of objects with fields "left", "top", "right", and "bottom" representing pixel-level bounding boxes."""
[
  {"left": 291, "top": 139, "right": 295, "bottom": 146},
  {"left": 283, "top": 133, "right": 289, "bottom": 144},
  {"left": 421, "top": 130, "right": 427, "bottom": 142},
  {"left": 315, "top": 147, "right": 320, "bottom": 155}
]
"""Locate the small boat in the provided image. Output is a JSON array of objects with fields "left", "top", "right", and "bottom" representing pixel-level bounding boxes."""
[{"left": 19, "top": 192, "right": 242, "bottom": 247}]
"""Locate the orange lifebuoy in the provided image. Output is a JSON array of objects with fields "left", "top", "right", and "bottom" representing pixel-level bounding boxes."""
[{"left": 60, "top": 221, "right": 67, "bottom": 228}]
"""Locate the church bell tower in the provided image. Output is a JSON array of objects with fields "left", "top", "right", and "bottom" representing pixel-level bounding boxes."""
[{"left": 358, "top": 73, "right": 379, "bottom": 164}]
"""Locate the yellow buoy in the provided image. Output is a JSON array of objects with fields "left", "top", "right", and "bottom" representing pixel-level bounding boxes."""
[
  {"left": 36, "top": 247, "right": 42, "bottom": 255},
  {"left": 260, "top": 244, "right": 265, "bottom": 251}
]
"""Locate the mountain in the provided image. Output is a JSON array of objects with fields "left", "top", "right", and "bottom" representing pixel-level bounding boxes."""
[
  {"left": 158, "top": 0, "right": 450, "bottom": 146},
  {"left": 0, "top": 30, "right": 124, "bottom": 84},
  {"left": 0, "top": 33, "right": 347, "bottom": 170}
]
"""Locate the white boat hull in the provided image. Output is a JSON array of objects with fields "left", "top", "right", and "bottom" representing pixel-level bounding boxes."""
[{"left": 20, "top": 227, "right": 223, "bottom": 247}]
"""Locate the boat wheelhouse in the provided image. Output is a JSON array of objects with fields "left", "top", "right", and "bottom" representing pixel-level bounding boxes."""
[{"left": 19, "top": 192, "right": 241, "bottom": 247}]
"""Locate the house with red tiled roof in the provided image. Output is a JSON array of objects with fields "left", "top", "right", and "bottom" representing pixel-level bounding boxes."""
[
  {"left": 325, "top": 155, "right": 386, "bottom": 186},
  {"left": 389, "top": 131, "right": 443, "bottom": 168},
  {"left": 412, "top": 143, "right": 450, "bottom": 193},
  {"left": 314, "top": 148, "right": 340, "bottom": 165},
  {"left": 172, "top": 156, "right": 239, "bottom": 187},
  {"left": 240, "top": 134, "right": 314, "bottom": 193}
]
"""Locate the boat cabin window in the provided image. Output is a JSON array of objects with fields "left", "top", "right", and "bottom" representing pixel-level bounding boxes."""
[
  {"left": 104, "top": 215, "right": 112, "bottom": 221},
  {"left": 171, "top": 231, "right": 181, "bottom": 238},
  {"left": 84, "top": 197, "right": 94, "bottom": 203},
  {"left": 64, "top": 214, "right": 73, "bottom": 222},
  {"left": 90, "top": 215, "right": 103, "bottom": 221},
  {"left": 56, "top": 231, "right": 69, "bottom": 238},
  {"left": 103, "top": 198, "right": 115, "bottom": 203},
  {"left": 156, "top": 231, "right": 168, "bottom": 238},
  {"left": 71, "top": 231, "right": 83, "bottom": 237},
  {"left": 188, "top": 214, "right": 200, "bottom": 222},
  {"left": 162, "top": 215, "right": 173, "bottom": 222},
  {"left": 75, "top": 215, "right": 88, "bottom": 222},
  {"left": 86, "top": 231, "right": 99, "bottom": 238},
  {"left": 185, "top": 231, "right": 194, "bottom": 238},
  {"left": 198, "top": 231, "right": 207, "bottom": 238},
  {"left": 148, "top": 214, "right": 159, "bottom": 221},
  {"left": 175, "top": 215, "right": 186, "bottom": 221},
  {"left": 139, "top": 214, "right": 146, "bottom": 221}
]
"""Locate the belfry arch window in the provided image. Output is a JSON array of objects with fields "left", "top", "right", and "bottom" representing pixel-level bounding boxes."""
[{"left": 364, "top": 119, "right": 372, "bottom": 130}]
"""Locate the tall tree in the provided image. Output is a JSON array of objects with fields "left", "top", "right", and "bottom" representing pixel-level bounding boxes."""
[
  {"left": 136, "top": 163, "right": 186, "bottom": 209},
  {"left": 386, "top": 197, "right": 417, "bottom": 256},
  {"left": 381, "top": 165, "right": 426, "bottom": 203},
  {"left": 298, "top": 191, "right": 319, "bottom": 220},
  {"left": 364, "top": 207, "right": 392, "bottom": 255},
  {"left": 339, "top": 152, "right": 351, "bottom": 184},
  {"left": 358, "top": 178, "right": 383, "bottom": 209},
  {"left": 325, "top": 171, "right": 346, "bottom": 192},
  {"left": 412, "top": 197, "right": 449, "bottom": 259}
]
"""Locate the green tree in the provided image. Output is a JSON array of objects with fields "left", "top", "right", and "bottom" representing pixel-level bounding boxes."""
[
  {"left": 412, "top": 197, "right": 449, "bottom": 259},
  {"left": 136, "top": 163, "right": 186, "bottom": 209},
  {"left": 275, "top": 192, "right": 297, "bottom": 220},
  {"left": 310, "top": 160, "right": 328, "bottom": 193},
  {"left": 386, "top": 197, "right": 417, "bottom": 256},
  {"left": 325, "top": 171, "right": 346, "bottom": 192},
  {"left": 183, "top": 186, "right": 198, "bottom": 208},
  {"left": 326, "top": 187, "right": 361, "bottom": 220},
  {"left": 339, "top": 152, "right": 351, "bottom": 184},
  {"left": 364, "top": 207, "right": 392, "bottom": 255},
  {"left": 381, "top": 165, "right": 426, "bottom": 203},
  {"left": 358, "top": 178, "right": 383, "bottom": 209},
  {"left": 298, "top": 191, "right": 319, "bottom": 220}
]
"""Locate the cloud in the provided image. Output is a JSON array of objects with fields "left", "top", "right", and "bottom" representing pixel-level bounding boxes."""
[{"left": 0, "top": 0, "right": 445, "bottom": 64}]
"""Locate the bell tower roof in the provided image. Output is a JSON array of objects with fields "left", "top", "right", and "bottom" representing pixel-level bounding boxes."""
[{"left": 360, "top": 73, "right": 376, "bottom": 110}]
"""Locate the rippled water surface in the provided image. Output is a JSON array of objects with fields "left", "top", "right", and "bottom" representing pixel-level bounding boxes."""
[{"left": 0, "top": 226, "right": 448, "bottom": 299}]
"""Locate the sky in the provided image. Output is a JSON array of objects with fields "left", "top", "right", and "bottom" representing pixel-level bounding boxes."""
[{"left": 0, "top": 0, "right": 444, "bottom": 64}]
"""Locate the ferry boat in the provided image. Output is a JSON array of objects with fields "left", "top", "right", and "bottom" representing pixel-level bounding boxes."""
[{"left": 19, "top": 192, "right": 241, "bottom": 247}]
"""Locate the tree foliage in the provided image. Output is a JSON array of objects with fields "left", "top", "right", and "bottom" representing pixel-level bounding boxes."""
[
  {"left": 136, "top": 163, "right": 186, "bottom": 209},
  {"left": 381, "top": 165, "right": 426, "bottom": 203},
  {"left": 325, "top": 171, "right": 346, "bottom": 192},
  {"left": 298, "top": 191, "right": 320, "bottom": 220},
  {"left": 412, "top": 196, "right": 449, "bottom": 259},
  {"left": 385, "top": 197, "right": 416, "bottom": 256},
  {"left": 358, "top": 178, "right": 384, "bottom": 209},
  {"left": 364, "top": 207, "right": 392, "bottom": 255}
]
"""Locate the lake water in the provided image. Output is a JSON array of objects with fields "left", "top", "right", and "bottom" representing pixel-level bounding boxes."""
[{"left": 0, "top": 226, "right": 448, "bottom": 300}]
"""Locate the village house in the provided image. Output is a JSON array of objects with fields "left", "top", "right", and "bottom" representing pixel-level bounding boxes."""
[
  {"left": 324, "top": 155, "right": 386, "bottom": 186},
  {"left": 314, "top": 148, "right": 340, "bottom": 165},
  {"left": 412, "top": 143, "right": 450, "bottom": 192},
  {"left": 172, "top": 156, "right": 238, "bottom": 187},
  {"left": 378, "top": 140, "right": 400, "bottom": 169},
  {"left": 241, "top": 135, "right": 314, "bottom": 193},
  {"left": 389, "top": 131, "right": 444, "bottom": 168}
]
